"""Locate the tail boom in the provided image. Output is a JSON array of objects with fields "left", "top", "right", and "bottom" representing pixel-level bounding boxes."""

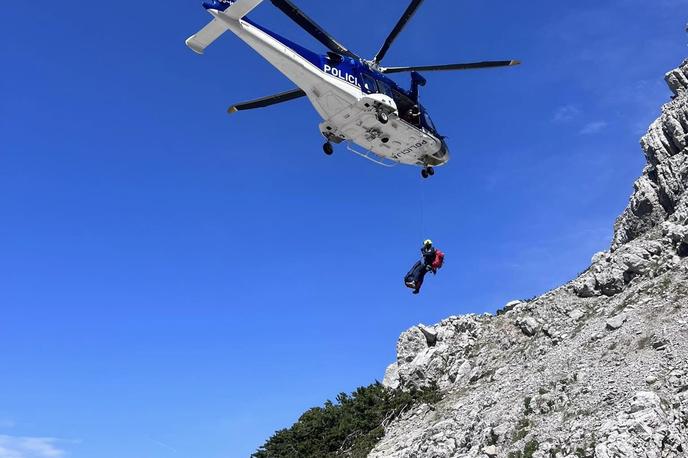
[{"left": 202, "top": 0, "right": 263, "bottom": 19}]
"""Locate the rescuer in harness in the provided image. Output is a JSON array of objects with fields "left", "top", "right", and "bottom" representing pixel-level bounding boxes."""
[{"left": 405, "top": 240, "right": 445, "bottom": 294}]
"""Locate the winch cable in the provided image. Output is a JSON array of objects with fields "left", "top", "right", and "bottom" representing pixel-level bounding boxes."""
[{"left": 419, "top": 178, "right": 426, "bottom": 241}]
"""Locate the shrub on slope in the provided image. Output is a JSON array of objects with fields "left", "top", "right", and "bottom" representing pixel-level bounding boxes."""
[{"left": 253, "top": 382, "right": 440, "bottom": 458}]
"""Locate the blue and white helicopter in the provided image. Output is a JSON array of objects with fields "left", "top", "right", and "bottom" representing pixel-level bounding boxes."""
[{"left": 186, "top": 0, "right": 520, "bottom": 178}]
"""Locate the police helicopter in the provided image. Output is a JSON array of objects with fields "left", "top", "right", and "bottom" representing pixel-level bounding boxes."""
[{"left": 186, "top": 0, "right": 520, "bottom": 178}]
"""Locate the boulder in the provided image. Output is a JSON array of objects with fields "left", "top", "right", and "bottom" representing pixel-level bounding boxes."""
[
  {"left": 492, "top": 423, "right": 510, "bottom": 440},
  {"left": 592, "top": 251, "right": 609, "bottom": 264},
  {"left": 595, "top": 265, "right": 627, "bottom": 296},
  {"left": 518, "top": 317, "right": 540, "bottom": 337},
  {"left": 617, "top": 245, "right": 652, "bottom": 275},
  {"left": 482, "top": 445, "right": 498, "bottom": 457},
  {"left": 497, "top": 300, "right": 523, "bottom": 315},
  {"left": 666, "top": 61, "right": 688, "bottom": 95},
  {"left": 606, "top": 313, "right": 628, "bottom": 330},
  {"left": 573, "top": 272, "right": 599, "bottom": 298},
  {"left": 568, "top": 309, "right": 586, "bottom": 321},
  {"left": 629, "top": 391, "right": 662, "bottom": 413}
]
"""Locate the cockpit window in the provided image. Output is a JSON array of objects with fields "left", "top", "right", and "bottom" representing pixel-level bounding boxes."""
[
  {"left": 361, "top": 74, "right": 377, "bottom": 93},
  {"left": 424, "top": 112, "right": 437, "bottom": 132}
]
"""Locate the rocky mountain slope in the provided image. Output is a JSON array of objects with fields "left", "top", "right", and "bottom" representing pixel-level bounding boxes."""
[{"left": 371, "top": 57, "right": 688, "bottom": 458}]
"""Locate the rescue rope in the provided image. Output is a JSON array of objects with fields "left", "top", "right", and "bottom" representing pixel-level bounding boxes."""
[{"left": 419, "top": 177, "right": 426, "bottom": 241}]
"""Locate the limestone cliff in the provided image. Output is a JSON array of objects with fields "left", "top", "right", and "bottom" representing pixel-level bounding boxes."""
[{"left": 370, "top": 58, "right": 688, "bottom": 458}]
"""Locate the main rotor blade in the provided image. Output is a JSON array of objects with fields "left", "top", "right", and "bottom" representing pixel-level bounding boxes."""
[
  {"left": 228, "top": 88, "right": 306, "bottom": 113},
  {"left": 373, "top": 0, "right": 425, "bottom": 64},
  {"left": 270, "top": 0, "right": 359, "bottom": 59},
  {"left": 381, "top": 60, "right": 521, "bottom": 74}
]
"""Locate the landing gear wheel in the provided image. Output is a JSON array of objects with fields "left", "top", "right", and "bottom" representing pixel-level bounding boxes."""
[
  {"left": 421, "top": 166, "right": 434, "bottom": 179},
  {"left": 377, "top": 111, "right": 389, "bottom": 124},
  {"left": 323, "top": 142, "right": 334, "bottom": 156}
]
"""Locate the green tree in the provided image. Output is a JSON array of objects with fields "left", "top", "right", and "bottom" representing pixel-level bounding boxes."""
[{"left": 253, "top": 382, "right": 441, "bottom": 458}]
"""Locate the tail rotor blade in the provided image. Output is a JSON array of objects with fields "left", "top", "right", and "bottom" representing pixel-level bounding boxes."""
[{"left": 381, "top": 60, "right": 521, "bottom": 74}]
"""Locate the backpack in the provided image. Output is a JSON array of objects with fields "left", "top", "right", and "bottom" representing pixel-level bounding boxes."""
[{"left": 432, "top": 250, "right": 445, "bottom": 269}]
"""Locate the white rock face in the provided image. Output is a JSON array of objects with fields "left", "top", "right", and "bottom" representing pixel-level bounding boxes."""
[
  {"left": 383, "top": 362, "right": 400, "bottom": 389},
  {"left": 368, "top": 57, "right": 688, "bottom": 458}
]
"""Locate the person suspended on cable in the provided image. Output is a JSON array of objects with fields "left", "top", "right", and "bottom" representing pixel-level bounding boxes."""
[{"left": 404, "top": 239, "right": 445, "bottom": 294}]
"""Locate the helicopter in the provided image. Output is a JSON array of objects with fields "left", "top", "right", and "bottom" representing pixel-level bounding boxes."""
[{"left": 186, "top": 0, "right": 520, "bottom": 178}]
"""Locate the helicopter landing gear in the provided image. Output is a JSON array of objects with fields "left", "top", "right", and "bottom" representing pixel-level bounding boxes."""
[
  {"left": 421, "top": 166, "right": 435, "bottom": 179},
  {"left": 323, "top": 142, "right": 334, "bottom": 156},
  {"left": 377, "top": 110, "right": 389, "bottom": 124}
]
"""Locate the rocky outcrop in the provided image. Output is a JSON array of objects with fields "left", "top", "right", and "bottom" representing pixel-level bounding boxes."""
[
  {"left": 612, "top": 59, "right": 688, "bottom": 249},
  {"left": 369, "top": 57, "right": 688, "bottom": 458},
  {"left": 570, "top": 59, "right": 688, "bottom": 300}
]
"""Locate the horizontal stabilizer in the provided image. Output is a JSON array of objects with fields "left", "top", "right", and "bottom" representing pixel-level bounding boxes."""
[
  {"left": 186, "top": 0, "right": 264, "bottom": 54},
  {"left": 185, "top": 18, "right": 229, "bottom": 54}
]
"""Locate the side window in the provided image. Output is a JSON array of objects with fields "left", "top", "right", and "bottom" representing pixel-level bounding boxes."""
[
  {"left": 361, "top": 74, "right": 377, "bottom": 93},
  {"left": 376, "top": 81, "right": 394, "bottom": 98},
  {"left": 326, "top": 52, "right": 343, "bottom": 64}
]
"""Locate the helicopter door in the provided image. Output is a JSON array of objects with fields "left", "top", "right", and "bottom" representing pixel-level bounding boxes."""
[{"left": 391, "top": 89, "right": 419, "bottom": 127}]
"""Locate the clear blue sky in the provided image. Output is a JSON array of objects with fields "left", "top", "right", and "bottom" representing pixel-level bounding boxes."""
[{"left": 1, "top": 1, "right": 686, "bottom": 457}]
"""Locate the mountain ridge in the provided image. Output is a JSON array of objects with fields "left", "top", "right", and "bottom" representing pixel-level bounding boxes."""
[{"left": 370, "top": 56, "right": 688, "bottom": 458}]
